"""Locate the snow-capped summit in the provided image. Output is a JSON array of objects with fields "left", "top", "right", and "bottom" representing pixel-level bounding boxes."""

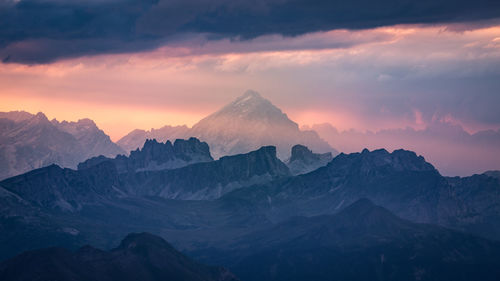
[{"left": 190, "top": 90, "right": 336, "bottom": 159}]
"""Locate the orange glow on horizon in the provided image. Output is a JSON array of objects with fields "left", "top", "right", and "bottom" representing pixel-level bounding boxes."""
[
  {"left": 0, "top": 95, "right": 206, "bottom": 141},
  {"left": 2, "top": 23, "right": 500, "bottom": 140}
]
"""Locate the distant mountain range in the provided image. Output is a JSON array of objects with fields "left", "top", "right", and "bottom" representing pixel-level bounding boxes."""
[
  {"left": 0, "top": 232, "right": 239, "bottom": 281},
  {"left": 0, "top": 111, "right": 124, "bottom": 180},
  {"left": 78, "top": 137, "right": 213, "bottom": 173},
  {"left": 310, "top": 122, "right": 500, "bottom": 176},
  {"left": 121, "top": 145, "right": 290, "bottom": 200},
  {"left": 0, "top": 91, "right": 335, "bottom": 179},
  {"left": 118, "top": 91, "right": 336, "bottom": 159},
  {"left": 117, "top": 125, "right": 190, "bottom": 154},
  {"left": 1, "top": 141, "right": 500, "bottom": 264},
  {"left": 2, "top": 94, "right": 500, "bottom": 280}
]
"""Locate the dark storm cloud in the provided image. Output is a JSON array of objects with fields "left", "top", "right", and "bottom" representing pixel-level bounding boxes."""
[{"left": 1, "top": 0, "right": 500, "bottom": 63}]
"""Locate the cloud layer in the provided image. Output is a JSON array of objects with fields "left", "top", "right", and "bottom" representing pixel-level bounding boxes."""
[
  {"left": 1, "top": 0, "right": 500, "bottom": 63},
  {"left": 1, "top": 25, "right": 500, "bottom": 138}
]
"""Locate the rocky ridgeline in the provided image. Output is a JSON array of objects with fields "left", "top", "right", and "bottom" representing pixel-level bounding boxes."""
[{"left": 78, "top": 137, "right": 213, "bottom": 173}]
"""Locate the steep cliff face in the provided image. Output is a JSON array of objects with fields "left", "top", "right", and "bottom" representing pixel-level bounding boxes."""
[
  {"left": 78, "top": 137, "right": 213, "bottom": 173},
  {"left": 0, "top": 162, "right": 121, "bottom": 211},
  {"left": 0, "top": 111, "right": 124, "bottom": 180},
  {"left": 117, "top": 125, "right": 191, "bottom": 153},
  {"left": 117, "top": 91, "right": 336, "bottom": 160},
  {"left": 446, "top": 173, "right": 500, "bottom": 240},
  {"left": 125, "top": 146, "right": 291, "bottom": 200},
  {"left": 286, "top": 144, "right": 333, "bottom": 175},
  {"left": 53, "top": 118, "right": 124, "bottom": 158},
  {"left": 224, "top": 148, "right": 469, "bottom": 229},
  {"left": 1, "top": 145, "right": 500, "bottom": 267}
]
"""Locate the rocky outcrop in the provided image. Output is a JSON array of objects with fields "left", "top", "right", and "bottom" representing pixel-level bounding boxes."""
[
  {"left": 124, "top": 146, "right": 291, "bottom": 200},
  {"left": 53, "top": 118, "right": 124, "bottom": 158},
  {"left": 78, "top": 137, "right": 213, "bottom": 173},
  {"left": 0, "top": 161, "right": 120, "bottom": 211},
  {"left": 286, "top": 144, "right": 333, "bottom": 175},
  {"left": 118, "top": 91, "right": 337, "bottom": 160},
  {"left": 224, "top": 148, "right": 469, "bottom": 231},
  {"left": 117, "top": 125, "right": 191, "bottom": 153}
]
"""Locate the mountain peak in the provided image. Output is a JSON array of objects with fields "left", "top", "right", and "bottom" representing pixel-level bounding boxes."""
[
  {"left": 484, "top": 170, "right": 500, "bottom": 180},
  {"left": 233, "top": 90, "right": 264, "bottom": 104},
  {"left": 212, "top": 90, "right": 287, "bottom": 122},
  {"left": 287, "top": 144, "right": 333, "bottom": 175},
  {"left": 339, "top": 198, "right": 378, "bottom": 215},
  {"left": 329, "top": 148, "right": 436, "bottom": 174},
  {"left": 75, "top": 118, "right": 97, "bottom": 127},
  {"left": 117, "top": 232, "right": 173, "bottom": 252},
  {"left": 290, "top": 144, "right": 318, "bottom": 162},
  {"left": 191, "top": 91, "right": 335, "bottom": 159},
  {"left": 28, "top": 112, "right": 50, "bottom": 124},
  {"left": 0, "top": 111, "right": 33, "bottom": 122}
]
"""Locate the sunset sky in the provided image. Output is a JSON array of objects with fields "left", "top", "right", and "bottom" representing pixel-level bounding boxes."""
[{"left": 1, "top": 0, "right": 500, "bottom": 141}]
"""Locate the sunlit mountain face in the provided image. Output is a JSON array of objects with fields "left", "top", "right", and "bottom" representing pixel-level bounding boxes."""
[{"left": 1, "top": 0, "right": 500, "bottom": 280}]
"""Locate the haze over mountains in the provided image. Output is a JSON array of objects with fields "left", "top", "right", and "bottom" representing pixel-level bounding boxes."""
[
  {"left": 118, "top": 91, "right": 336, "bottom": 159},
  {"left": 1, "top": 140, "right": 499, "bottom": 247},
  {"left": 3, "top": 90, "right": 498, "bottom": 177},
  {"left": 201, "top": 199, "right": 500, "bottom": 281},
  {"left": 78, "top": 138, "right": 213, "bottom": 173},
  {"left": 0, "top": 91, "right": 334, "bottom": 180},
  {"left": 1, "top": 91, "right": 500, "bottom": 280},
  {"left": 310, "top": 122, "right": 500, "bottom": 176},
  {"left": 0, "top": 111, "right": 124, "bottom": 180},
  {"left": 1, "top": 131, "right": 500, "bottom": 280}
]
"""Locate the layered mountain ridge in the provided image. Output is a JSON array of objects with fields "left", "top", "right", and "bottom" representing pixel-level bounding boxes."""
[
  {"left": 286, "top": 144, "right": 333, "bottom": 175},
  {"left": 124, "top": 145, "right": 291, "bottom": 200},
  {"left": 117, "top": 125, "right": 191, "bottom": 154},
  {"left": 118, "top": 91, "right": 337, "bottom": 159},
  {"left": 1, "top": 140, "right": 500, "bottom": 281},
  {"left": 78, "top": 137, "right": 213, "bottom": 173},
  {"left": 0, "top": 111, "right": 124, "bottom": 180},
  {"left": 0, "top": 232, "right": 239, "bottom": 281},
  {"left": 202, "top": 199, "right": 500, "bottom": 281}
]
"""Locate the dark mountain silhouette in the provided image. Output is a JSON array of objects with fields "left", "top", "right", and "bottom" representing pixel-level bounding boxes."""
[
  {"left": 221, "top": 148, "right": 498, "bottom": 239},
  {"left": 0, "top": 143, "right": 290, "bottom": 211},
  {"left": 484, "top": 170, "right": 500, "bottom": 180},
  {"left": 123, "top": 145, "right": 290, "bottom": 199},
  {"left": 78, "top": 138, "right": 213, "bottom": 173},
  {"left": 285, "top": 144, "right": 333, "bottom": 175},
  {"left": 1, "top": 145, "right": 500, "bottom": 268},
  {"left": 199, "top": 199, "right": 500, "bottom": 281},
  {"left": 0, "top": 162, "right": 120, "bottom": 211},
  {"left": 310, "top": 122, "right": 500, "bottom": 176},
  {"left": 0, "top": 232, "right": 239, "bottom": 281},
  {"left": 118, "top": 91, "right": 336, "bottom": 159},
  {"left": 446, "top": 172, "right": 500, "bottom": 240},
  {"left": 117, "top": 125, "right": 190, "bottom": 153}
]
